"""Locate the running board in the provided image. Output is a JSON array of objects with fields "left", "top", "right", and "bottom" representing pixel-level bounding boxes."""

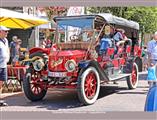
[{"left": 108, "top": 73, "right": 131, "bottom": 81}]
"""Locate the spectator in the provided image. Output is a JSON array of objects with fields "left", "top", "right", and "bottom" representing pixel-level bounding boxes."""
[
  {"left": 147, "top": 31, "right": 157, "bottom": 87},
  {"left": 142, "top": 45, "right": 148, "bottom": 71},
  {"left": 12, "top": 39, "right": 22, "bottom": 66},
  {"left": 0, "top": 25, "right": 10, "bottom": 106},
  {"left": 147, "top": 31, "right": 157, "bottom": 66},
  {"left": 147, "top": 63, "right": 157, "bottom": 88},
  {"left": 10, "top": 35, "right": 18, "bottom": 64}
]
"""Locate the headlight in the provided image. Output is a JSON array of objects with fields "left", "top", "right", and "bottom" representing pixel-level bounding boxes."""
[
  {"left": 33, "top": 59, "right": 45, "bottom": 71},
  {"left": 65, "top": 59, "right": 77, "bottom": 72}
]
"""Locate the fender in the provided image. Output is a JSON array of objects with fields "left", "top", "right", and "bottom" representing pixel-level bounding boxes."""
[
  {"left": 78, "top": 60, "right": 109, "bottom": 81},
  {"left": 124, "top": 56, "right": 142, "bottom": 73},
  {"left": 29, "top": 47, "right": 50, "bottom": 55},
  {"left": 22, "top": 56, "right": 42, "bottom": 62}
]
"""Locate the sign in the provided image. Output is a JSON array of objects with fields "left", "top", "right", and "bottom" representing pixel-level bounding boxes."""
[{"left": 67, "top": 7, "right": 84, "bottom": 16}]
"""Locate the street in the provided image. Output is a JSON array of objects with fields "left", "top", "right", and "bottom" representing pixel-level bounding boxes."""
[{"left": 1, "top": 75, "right": 149, "bottom": 112}]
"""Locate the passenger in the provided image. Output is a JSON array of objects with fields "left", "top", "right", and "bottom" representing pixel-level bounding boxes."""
[
  {"left": 97, "top": 25, "right": 113, "bottom": 55},
  {"left": 113, "top": 29, "right": 127, "bottom": 54},
  {"left": 113, "top": 28, "right": 127, "bottom": 46}
]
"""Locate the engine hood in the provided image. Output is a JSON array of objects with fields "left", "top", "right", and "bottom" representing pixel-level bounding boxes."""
[
  {"left": 50, "top": 50, "right": 86, "bottom": 57},
  {"left": 48, "top": 50, "right": 86, "bottom": 72}
]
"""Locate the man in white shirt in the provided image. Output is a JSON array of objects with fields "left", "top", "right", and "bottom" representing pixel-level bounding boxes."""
[
  {"left": 0, "top": 25, "right": 10, "bottom": 106},
  {"left": 147, "top": 31, "right": 157, "bottom": 65}
]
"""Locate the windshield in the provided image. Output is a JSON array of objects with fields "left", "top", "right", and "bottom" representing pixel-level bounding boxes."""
[{"left": 56, "top": 18, "right": 97, "bottom": 43}]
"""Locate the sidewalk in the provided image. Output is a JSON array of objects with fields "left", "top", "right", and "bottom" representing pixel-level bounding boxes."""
[{"left": 0, "top": 92, "right": 22, "bottom": 100}]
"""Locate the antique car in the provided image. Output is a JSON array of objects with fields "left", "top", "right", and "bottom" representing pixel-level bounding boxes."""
[{"left": 23, "top": 13, "right": 142, "bottom": 105}]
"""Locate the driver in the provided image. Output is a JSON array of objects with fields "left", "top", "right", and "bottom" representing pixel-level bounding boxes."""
[{"left": 82, "top": 30, "right": 94, "bottom": 41}]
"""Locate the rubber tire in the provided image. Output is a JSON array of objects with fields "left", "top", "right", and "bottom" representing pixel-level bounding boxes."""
[
  {"left": 127, "top": 63, "right": 139, "bottom": 89},
  {"left": 23, "top": 68, "right": 47, "bottom": 101},
  {"left": 77, "top": 67, "right": 100, "bottom": 105}
]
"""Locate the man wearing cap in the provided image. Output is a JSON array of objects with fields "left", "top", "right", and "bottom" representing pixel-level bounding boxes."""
[
  {"left": 0, "top": 25, "right": 10, "bottom": 106},
  {"left": 147, "top": 31, "right": 157, "bottom": 65}
]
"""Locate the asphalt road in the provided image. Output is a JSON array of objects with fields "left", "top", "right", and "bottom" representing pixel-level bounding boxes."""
[{"left": 1, "top": 74, "right": 149, "bottom": 112}]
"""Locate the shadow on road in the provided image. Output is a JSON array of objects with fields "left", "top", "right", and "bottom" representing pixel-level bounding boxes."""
[
  {"left": 3, "top": 79, "right": 148, "bottom": 110},
  {"left": 3, "top": 85, "right": 130, "bottom": 110},
  {"left": 98, "top": 85, "right": 127, "bottom": 99}
]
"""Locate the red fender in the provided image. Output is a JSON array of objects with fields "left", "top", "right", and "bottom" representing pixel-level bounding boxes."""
[{"left": 29, "top": 47, "right": 51, "bottom": 55}]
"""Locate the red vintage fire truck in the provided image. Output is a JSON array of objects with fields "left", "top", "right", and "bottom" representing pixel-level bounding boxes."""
[{"left": 23, "top": 13, "right": 142, "bottom": 105}]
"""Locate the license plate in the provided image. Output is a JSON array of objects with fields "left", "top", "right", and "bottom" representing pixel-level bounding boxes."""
[{"left": 48, "top": 71, "right": 66, "bottom": 77}]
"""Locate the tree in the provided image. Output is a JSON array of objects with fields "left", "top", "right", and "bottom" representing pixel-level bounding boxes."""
[
  {"left": 87, "top": 7, "right": 157, "bottom": 34},
  {"left": 125, "top": 7, "right": 157, "bottom": 34},
  {"left": 44, "top": 7, "right": 67, "bottom": 20}
]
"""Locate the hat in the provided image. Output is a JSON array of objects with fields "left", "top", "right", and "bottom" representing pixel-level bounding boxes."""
[
  {"left": 0, "top": 26, "right": 10, "bottom": 31},
  {"left": 154, "top": 31, "right": 157, "bottom": 35}
]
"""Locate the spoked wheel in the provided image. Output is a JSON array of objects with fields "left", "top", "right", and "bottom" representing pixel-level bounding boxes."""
[
  {"left": 77, "top": 67, "right": 100, "bottom": 105},
  {"left": 127, "top": 62, "right": 139, "bottom": 89},
  {"left": 23, "top": 67, "right": 47, "bottom": 101}
]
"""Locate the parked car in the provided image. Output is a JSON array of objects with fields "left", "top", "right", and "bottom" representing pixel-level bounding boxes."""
[{"left": 23, "top": 13, "right": 142, "bottom": 105}]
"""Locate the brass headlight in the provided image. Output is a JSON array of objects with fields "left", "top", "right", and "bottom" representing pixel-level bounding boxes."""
[
  {"left": 33, "top": 59, "right": 45, "bottom": 71},
  {"left": 65, "top": 59, "right": 76, "bottom": 72}
]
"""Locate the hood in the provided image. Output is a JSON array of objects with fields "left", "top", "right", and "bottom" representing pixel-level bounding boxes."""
[{"left": 48, "top": 50, "right": 86, "bottom": 72}]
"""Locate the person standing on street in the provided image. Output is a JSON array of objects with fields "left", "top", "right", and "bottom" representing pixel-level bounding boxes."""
[
  {"left": 147, "top": 31, "right": 157, "bottom": 65},
  {"left": 10, "top": 35, "right": 18, "bottom": 64},
  {"left": 147, "top": 31, "right": 157, "bottom": 87},
  {"left": 0, "top": 26, "right": 10, "bottom": 107}
]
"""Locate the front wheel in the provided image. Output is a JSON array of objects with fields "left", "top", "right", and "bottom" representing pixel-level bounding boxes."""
[
  {"left": 127, "top": 62, "right": 139, "bottom": 89},
  {"left": 23, "top": 68, "right": 47, "bottom": 101},
  {"left": 77, "top": 67, "right": 100, "bottom": 105}
]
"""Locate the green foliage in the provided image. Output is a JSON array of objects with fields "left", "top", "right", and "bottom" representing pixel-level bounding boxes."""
[{"left": 87, "top": 7, "right": 157, "bottom": 34}]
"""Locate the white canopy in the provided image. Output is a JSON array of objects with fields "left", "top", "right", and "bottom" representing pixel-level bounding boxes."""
[{"left": 98, "top": 13, "right": 139, "bottom": 30}]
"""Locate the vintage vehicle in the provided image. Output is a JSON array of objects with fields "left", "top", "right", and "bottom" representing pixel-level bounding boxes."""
[{"left": 23, "top": 13, "right": 142, "bottom": 105}]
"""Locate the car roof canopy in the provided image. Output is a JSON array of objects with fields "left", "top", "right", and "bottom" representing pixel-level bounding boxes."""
[
  {"left": 98, "top": 13, "right": 139, "bottom": 30},
  {"left": 54, "top": 13, "right": 139, "bottom": 30}
]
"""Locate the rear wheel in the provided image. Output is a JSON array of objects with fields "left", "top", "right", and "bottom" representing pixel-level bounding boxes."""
[
  {"left": 77, "top": 67, "right": 100, "bottom": 105},
  {"left": 127, "top": 62, "right": 139, "bottom": 89},
  {"left": 23, "top": 67, "right": 47, "bottom": 101}
]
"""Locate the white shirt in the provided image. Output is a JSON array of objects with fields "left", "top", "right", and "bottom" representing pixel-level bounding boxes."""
[
  {"left": 0, "top": 38, "right": 10, "bottom": 68},
  {"left": 147, "top": 39, "right": 157, "bottom": 60}
]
